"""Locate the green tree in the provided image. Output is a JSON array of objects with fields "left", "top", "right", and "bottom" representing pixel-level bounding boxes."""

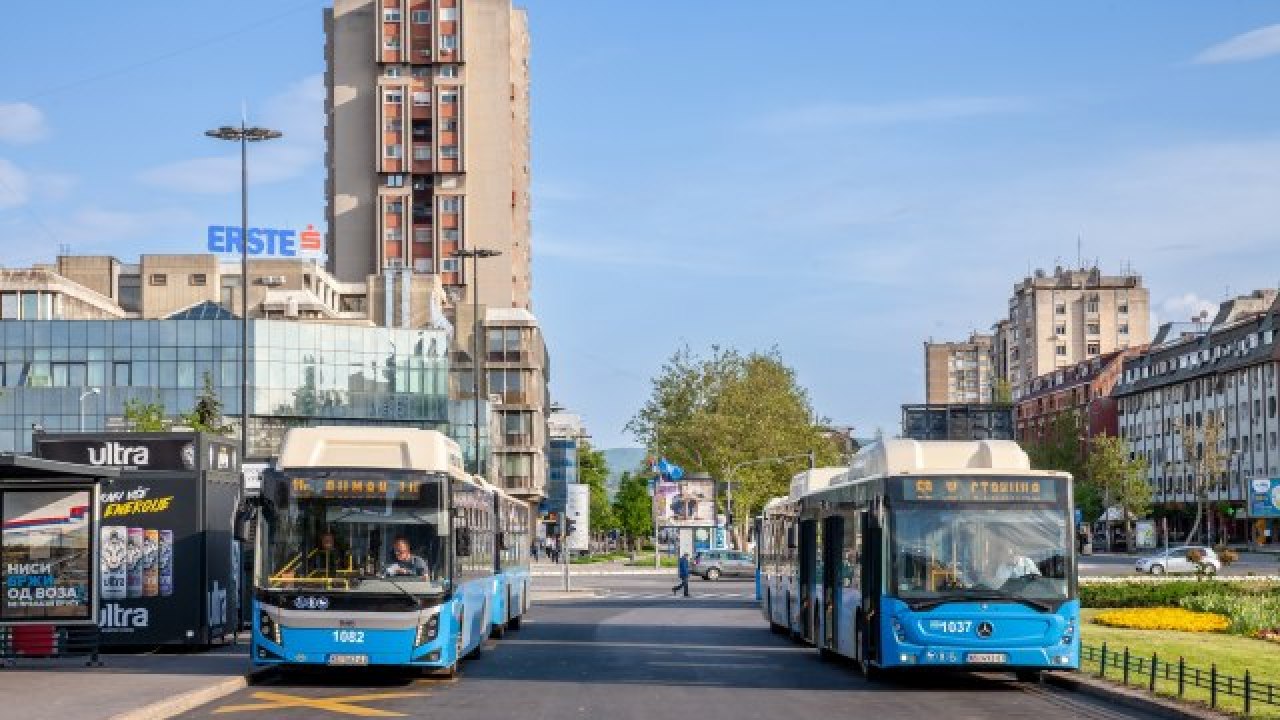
[
  {"left": 1176, "top": 412, "right": 1228, "bottom": 545},
  {"left": 180, "top": 372, "right": 233, "bottom": 434},
  {"left": 1083, "top": 434, "right": 1150, "bottom": 550},
  {"left": 611, "top": 471, "right": 653, "bottom": 551},
  {"left": 993, "top": 378, "right": 1013, "bottom": 404},
  {"left": 122, "top": 397, "right": 170, "bottom": 432},
  {"left": 1024, "top": 410, "right": 1087, "bottom": 510},
  {"left": 626, "top": 345, "right": 840, "bottom": 540},
  {"left": 577, "top": 440, "right": 615, "bottom": 539}
]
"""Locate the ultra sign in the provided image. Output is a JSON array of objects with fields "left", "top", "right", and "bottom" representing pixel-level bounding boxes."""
[{"left": 207, "top": 224, "right": 323, "bottom": 257}]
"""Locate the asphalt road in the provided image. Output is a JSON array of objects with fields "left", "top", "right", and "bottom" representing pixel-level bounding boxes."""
[
  {"left": 181, "top": 575, "right": 1160, "bottom": 720},
  {"left": 1079, "top": 551, "right": 1279, "bottom": 576}
]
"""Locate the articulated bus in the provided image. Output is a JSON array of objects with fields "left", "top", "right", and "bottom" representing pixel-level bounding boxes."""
[
  {"left": 490, "top": 483, "right": 532, "bottom": 637},
  {"left": 240, "top": 427, "right": 497, "bottom": 675},
  {"left": 760, "top": 439, "right": 1078, "bottom": 680}
]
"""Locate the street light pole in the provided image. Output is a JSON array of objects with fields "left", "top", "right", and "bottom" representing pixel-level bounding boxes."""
[
  {"left": 205, "top": 120, "right": 282, "bottom": 473},
  {"left": 79, "top": 387, "right": 100, "bottom": 432},
  {"left": 452, "top": 248, "right": 502, "bottom": 477}
]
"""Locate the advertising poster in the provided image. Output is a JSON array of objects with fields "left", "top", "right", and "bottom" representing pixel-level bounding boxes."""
[
  {"left": 1249, "top": 478, "right": 1280, "bottom": 518},
  {"left": 656, "top": 476, "right": 716, "bottom": 528},
  {"left": 1, "top": 489, "right": 94, "bottom": 621},
  {"left": 1134, "top": 520, "right": 1157, "bottom": 549}
]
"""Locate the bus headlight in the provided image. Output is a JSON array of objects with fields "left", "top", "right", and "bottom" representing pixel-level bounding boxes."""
[
  {"left": 1061, "top": 619, "right": 1076, "bottom": 645},
  {"left": 416, "top": 615, "right": 439, "bottom": 646},
  {"left": 259, "top": 612, "right": 282, "bottom": 645}
]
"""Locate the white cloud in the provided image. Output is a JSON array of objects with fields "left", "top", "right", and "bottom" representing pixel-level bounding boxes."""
[
  {"left": 1193, "top": 24, "right": 1280, "bottom": 65},
  {"left": 0, "top": 158, "right": 30, "bottom": 208},
  {"left": 1160, "top": 293, "right": 1218, "bottom": 325},
  {"left": 754, "top": 96, "right": 1030, "bottom": 132},
  {"left": 0, "top": 102, "right": 48, "bottom": 144},
  {"left": 139, "top": 74, "right": 324, "bottom": 194}
]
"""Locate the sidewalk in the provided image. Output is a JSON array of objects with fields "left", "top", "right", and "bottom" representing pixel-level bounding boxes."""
[{"left": 0, "top": 642, "right": 262, "bottom": 720}]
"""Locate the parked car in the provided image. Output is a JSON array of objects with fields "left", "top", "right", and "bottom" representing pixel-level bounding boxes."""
[
  {"left": 1134, "top": 546, "right": 1221, "bottom": 575},
  {"left": 691, "top": 550, "right": 755, "bottom": 580}
]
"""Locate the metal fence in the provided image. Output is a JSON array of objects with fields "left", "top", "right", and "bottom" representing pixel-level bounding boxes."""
[{"left": 1085, "top": 642, "right": 1280, "bottom": 715}]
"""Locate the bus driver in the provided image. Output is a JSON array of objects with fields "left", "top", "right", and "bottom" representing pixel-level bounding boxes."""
[
  {"left": 993, "top": 542, "right": 1041, "bottom": 586},
  {"left": 383, "top": 537, "right": 429, "bottom": 577}
]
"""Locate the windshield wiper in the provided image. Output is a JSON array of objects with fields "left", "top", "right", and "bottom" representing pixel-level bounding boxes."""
[{"left": 905, "top": 589, "right": 1054, "bottom": 613}]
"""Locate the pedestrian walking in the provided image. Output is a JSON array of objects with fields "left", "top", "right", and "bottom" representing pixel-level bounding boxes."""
[{"left": 672, "top": 552, "right": 691, "bottom": 597}]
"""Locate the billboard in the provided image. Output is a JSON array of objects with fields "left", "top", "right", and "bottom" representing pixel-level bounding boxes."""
[
  {"left": 1249, "top": 477, "right": 1280, "bottom": 518},
  {"left": 655, "top": 475, "right": 715, "bottom": 527},
  {"left": 2, "top": 489, "right": 95, "bottom": 622},
  {"left": 206, "top": 223, "right": 323, "bottom": 257},
  {"left": 565, "top": 484, "right": 589, "bottom": 552}
]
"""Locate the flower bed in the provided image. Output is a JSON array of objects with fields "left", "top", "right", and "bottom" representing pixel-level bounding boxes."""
[
  {"left": 1179, "top": 592, "right": 1280, "bottom": 637},
  {"left": 1092, "top": 607, "right": 1229, "bottom": 633}
]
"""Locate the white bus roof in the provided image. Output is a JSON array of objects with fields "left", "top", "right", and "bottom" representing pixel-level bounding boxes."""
[
  {"left": 276, "top": 427, "right": 465, "bottom": 475},
  {"left": 789, "top": 467, "right": 848, "bottom": 500},
  {"left": 846, "top": 439, "right": 1049, "bottom": 482}
]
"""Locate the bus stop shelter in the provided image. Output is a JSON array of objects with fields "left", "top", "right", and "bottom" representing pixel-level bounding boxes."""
[{"left": 0, "top": 454, "right": 118, "bottom": 665}]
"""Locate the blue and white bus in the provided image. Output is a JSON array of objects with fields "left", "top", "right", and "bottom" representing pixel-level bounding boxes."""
[
  {"left": 490, "top": 485, "right": 531, "bottom": 637},
  {"left": 240, "top": 427, "right": 495, "bottom": 675},
  {"left": 760, "top": 439, "right": 1078, "bottom": 680}
]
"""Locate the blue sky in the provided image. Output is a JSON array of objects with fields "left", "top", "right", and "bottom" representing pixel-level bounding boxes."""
[{"left": 3, "top": 2, "right": 1280, "bottom": 450}]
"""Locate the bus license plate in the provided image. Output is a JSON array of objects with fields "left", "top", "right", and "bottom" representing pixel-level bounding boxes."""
[
  {"left": 966, "top": 653, "right": 1007, "bottom": 664},
  {"left": 328, "top": 654, "right": 369, "bottom": 666}
]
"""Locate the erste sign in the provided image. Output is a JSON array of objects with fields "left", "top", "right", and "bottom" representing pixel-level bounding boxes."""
[{"left": 207, "top": 224, "right": 323, "bottom": 257}]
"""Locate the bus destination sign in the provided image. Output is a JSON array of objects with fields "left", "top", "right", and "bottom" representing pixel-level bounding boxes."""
[
  {"left": 290, "top": 477, "right": 428, "bottom": 499},
  {"left": 902, "top": 477, "right": 1058, "bottom": 503}
]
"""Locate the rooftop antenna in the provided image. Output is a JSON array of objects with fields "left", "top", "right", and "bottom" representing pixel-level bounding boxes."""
[
  {"left": 1077, "top": 235, "right": 1083, "bottom": 270},
  {"left": 57, "top": 243, "right": 71, "bottom": 257}
]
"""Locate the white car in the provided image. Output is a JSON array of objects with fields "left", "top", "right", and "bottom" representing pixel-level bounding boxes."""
[{"left": 1135, "top": 546, "right": 1221, "bottom": 575}]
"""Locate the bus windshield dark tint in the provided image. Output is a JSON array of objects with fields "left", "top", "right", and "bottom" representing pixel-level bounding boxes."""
[
  {"left": 258, "top": 472, "right": 449, "bottom": 595},
  {"left": 891, "top": 505, "right": 1070, "bottom": 603}
]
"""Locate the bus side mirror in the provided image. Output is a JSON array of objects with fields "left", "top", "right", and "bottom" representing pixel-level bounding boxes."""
[{"left": 233, "top": 502, "right": 257, "bottom": 544}]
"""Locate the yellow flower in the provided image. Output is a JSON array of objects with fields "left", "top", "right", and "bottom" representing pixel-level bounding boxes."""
[{"left": 1093, "top": 608, "right": 1229, "bottom": 633}]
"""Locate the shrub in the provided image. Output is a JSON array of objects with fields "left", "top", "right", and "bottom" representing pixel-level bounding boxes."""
[
  {"left": 1179, "top": 592, "right": 1280, "bottom": 636},
  {"left": 1213, "top": 545, "right": 1239, "bottom": 566},
  {"left": 1080, "top": 580, "right": 1280, "bottom": 609},
  {"left": 1093, "top": 608, "right": 1229, "bottom": 633}
]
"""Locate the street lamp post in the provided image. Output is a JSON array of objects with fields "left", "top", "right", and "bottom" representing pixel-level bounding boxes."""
[
  {"left": 205, "top": 121, "right": 282, "bottom": 472},
  {"left": 79, "top": 387, "right": 100, "bottom": 432},
  {"left": 452, "top": 248, "right": 502, "bottom": 477}
]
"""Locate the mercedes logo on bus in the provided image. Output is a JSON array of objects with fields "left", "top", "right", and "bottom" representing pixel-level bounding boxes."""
[{"left": 976, "top": 621, "right": 994, "bottom": 638}]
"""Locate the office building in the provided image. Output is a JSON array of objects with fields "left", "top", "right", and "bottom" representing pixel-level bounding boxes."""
[
  {"left": 545, "top": 409, "right": 586, "bottom": 524},
  {"left": 924, "top": 332, "right": 993, "bottom": 403},
  {"left": 1001, "top": 265, "right": 1150, "bottom": 399}
]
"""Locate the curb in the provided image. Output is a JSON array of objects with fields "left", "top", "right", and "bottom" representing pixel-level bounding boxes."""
[
  {"left": 108, "top": 666, "right": 276, "bottom": 720},
  {"left": 1045, "top": 671, "right": 1230, "bottom": 720}
]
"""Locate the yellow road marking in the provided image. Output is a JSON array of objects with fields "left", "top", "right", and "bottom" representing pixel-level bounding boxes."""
[{"left": 213, "top": 690, "right": 429, "bottom": 717}]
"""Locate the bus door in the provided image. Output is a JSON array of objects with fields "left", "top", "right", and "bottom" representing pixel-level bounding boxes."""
[
  {"left": 821, "top": 515, "right": 844, "bottom": 651},
  {"left": 798, "top": 519, "right": 817, "bottom": 642},
  {"left": 859, "top": 509, "right": 882, "bottom": 664}
]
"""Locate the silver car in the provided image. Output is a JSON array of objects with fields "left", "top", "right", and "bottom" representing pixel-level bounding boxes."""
[
  {"left": 1135, "top": 546, "right": 1221, "bottom": 575},
  {"left": 691, "top": 550, "right": 755, "bottom": 580}
]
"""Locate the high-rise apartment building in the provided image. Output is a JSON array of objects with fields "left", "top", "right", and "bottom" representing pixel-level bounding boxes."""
[
  {"left": 325, "top": 0, "right": 531, "bottom": 311},
  {"left": 924, "top": 332, "right": 994, "bottom": 403},
  {"left": 1002, "top": 266, "right": 1150, "bottom": 399},
  {"left": 326, "top": 0, "right": 546, "bottom": 503}
]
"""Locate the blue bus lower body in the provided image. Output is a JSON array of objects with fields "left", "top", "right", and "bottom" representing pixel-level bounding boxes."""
[
  {"left": 491, "top": 569, "right": 530, "bottom": 631},
  {"left": 250, "top": 581, "right": 494, "bottom": 669}
]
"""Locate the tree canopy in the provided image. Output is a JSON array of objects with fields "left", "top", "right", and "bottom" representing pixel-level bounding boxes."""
[
  {"left": 626, "top": 346, "right": 840, "bottom": 530},
  {"left": 577, "top": 440, "right": 614, "bottom": 537},
  {"left": 611, "top": 471, "right": 653, "bottom": 550}
]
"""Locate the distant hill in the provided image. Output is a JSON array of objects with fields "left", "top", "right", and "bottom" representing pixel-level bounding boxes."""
[{"left": 602, "top": 447, "right": 647, "bottom": 500}]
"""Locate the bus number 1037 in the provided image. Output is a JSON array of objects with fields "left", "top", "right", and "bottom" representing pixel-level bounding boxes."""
[
  {"left": 332, "top": 630, "right": 366, "bottom": 643},
  {"left": 929, "top": 620, "right": 973, "bottom": 634}
]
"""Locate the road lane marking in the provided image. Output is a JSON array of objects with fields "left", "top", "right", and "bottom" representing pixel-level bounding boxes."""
[{"left": 212, "top": 690, "right": 429, "bottom": 717}]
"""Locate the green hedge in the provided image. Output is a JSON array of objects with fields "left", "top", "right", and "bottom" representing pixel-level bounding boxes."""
[{"left": 1081, "top": 580, "right": 1280, "bottom": 609}]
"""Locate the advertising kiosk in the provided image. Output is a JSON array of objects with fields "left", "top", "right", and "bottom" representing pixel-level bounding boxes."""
[
  {"left": 0, "top": 454, "right": 118, "bottom": 664},
  {"left": 33, "top": 432, "right": 241, "bottom": 648}
]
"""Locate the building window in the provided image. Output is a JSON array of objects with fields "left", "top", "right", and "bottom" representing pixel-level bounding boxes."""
[
  {"left": 412, "top": 176, "right": 430, "bottom": 191},
  {"left": 440, "top": 91, "right": 459, "bottom": 104},
  {"left": 386, "top": 174, "right": 405, "bottom": 187},
  {"left": 439, "top": 196, "right": 461, "bottom": 212},
  {"left": 440, "top": 145, "right": 459, "bottom": 159},
  {"left": 385, "top": 144, "right": 403, "bottom": 158},
  {"left": 413, "top": 144, "right": 432, "bottom": 160},
  {"left": 1055, "top": 304, "right": 1066, "bottom": 315},
  {"left": 384, "top": 65, "right": 402, "bottom": 77},
  {"left": 413, "top": 227, "right": 431, "bottom": 242},
  {"left": 438, "top": 65, "right": 459, "bottom": 78},
  {"left": 384, "top": 89, "right": 403, "bottom": 103},
  {"left": 442, "top": 228, "right": 459, "bottom": 241},
  {"left": 440, "top": 118, "right": 458, "bottom": 131},
  {"left": 439, "top": 35, "right": 458, "bottom": 51},
  {"left": 189, "top": 274, "right": 207, "bottom": 287},
  {"left": 385, "top": 228, "right": 403, "bottom": 242},
  {"left": 414, "top": 258, "right": 432, "bottom": 273},
  {"left": 441, "top": 257, "right": 460, "bottom": 273},
  {"left": 411, "top": 67, "right": 431, "bottom": 78},
  {"left": 1087, "top": 323, "right": 1100, "bottom": 335},
  {"left": 149, "top": 274, "right": 167, "bottom": 286},
  {"left": 439, "top": 7, "right": 458, "bottom": 21},
  {"left": 1055, "top": 345, "right": 1067, "bottom": 357},
  {"left": 1086, "top": 300, "right": 1099, "bottom": 314},
  {"left": 1118, "top": 304, "right": 1129, "bottom": 314},
  {"left": 1055, "top": 325, "right": 1066, "bottom": 336},
  {"left": 387, "top": 200, "right": 404, "bottom": 214},
  {"left": 411, "top": 9, "right": 431, "bottom": 23},
  {"left": 383, "top": 7, "right": 401, "bottom": 21},
  {"left": 412, "top": 91, "right": 431, "bottom": 106},
  {"left": 383, "top": 36, "right": 401, "bottom": 49},
  {"left": 1087, "top": 342, "right": 1100, "bottom": 356}
]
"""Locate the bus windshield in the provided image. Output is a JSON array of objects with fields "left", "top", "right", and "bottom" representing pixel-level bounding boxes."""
[
  {"left": 890, "top": 504, "right": 1070, "bottom": 606},
  {"left": 257, "top": 471, "right": 450, "bottom": 596}
]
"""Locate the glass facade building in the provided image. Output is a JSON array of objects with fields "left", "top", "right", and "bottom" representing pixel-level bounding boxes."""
[{"left": 0, "top": 319, "right": 459, "bottom": 458}]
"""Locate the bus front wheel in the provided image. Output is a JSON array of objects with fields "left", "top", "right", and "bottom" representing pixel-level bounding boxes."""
[{"left": 1015, "top": 669, "right": 1042, "bottom": 683}]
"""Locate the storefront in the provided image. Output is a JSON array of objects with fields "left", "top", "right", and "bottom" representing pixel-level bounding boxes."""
[
  {"left": 1, "top": 454, "right": 118, "bottom": 662},
  {"left": 33, "top": 432, "right": 242, "bottom": 647}
]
